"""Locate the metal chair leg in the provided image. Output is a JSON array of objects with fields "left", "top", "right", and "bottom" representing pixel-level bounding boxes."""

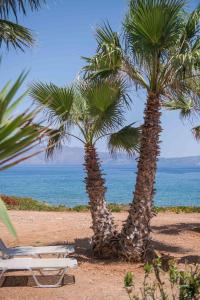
[{"left": 29, "top": 267, "right": 67, "bottom": 288}]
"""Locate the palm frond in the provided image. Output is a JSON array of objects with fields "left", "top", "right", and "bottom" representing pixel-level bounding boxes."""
[
  {"left": 83, "top": 23, "right": 123, "bottom": 78},
  {"left": 0, "top": 73, "right": 45, "bottom": 171},
  {"left": 30, "top": 82, "right": 74, "bottom": 125},
  {"left": 0, "top": 198, "right": 17, "bottom": 236},
  {"left": 45, "top": 126, "right": 66, "bottom": 159},
  {"left": 192, "top": 125, "right": 200, "bottom": 141},
  {"left": 0, "top": 0, "right": 45, "bottom": 20},
  {"left": 163, "top": 97, "right": 194, "bottom": 118},
  {"left": 82, "top": 24, "right": 149, "bottom": 88},
  {"left": 108, "top": 123, "right": 140, "bottom": 156},
  {"left": 180, "top": 5, "right": 200, "bottom": 48},
  {"left": 78, "top": 77, "right": 129, "bottom": 138},
  {"left": 124, "top": 0, "right": 185, "bottom": 56},
  {"left": 0, "top": 19, "right": 33, "bottom": 50}
]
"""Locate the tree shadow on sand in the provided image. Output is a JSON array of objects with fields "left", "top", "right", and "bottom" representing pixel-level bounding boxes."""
[
  {"left": 178, "top": 255, "right": 200, "bottom": 264},
  {"left": 46, "top": 232, "right": 195, "bottom": 264},
  {"left": 152, "top": 222, "right": 200, "bottom": 235},
  {"left": 73, "top": 238, "right": 190, "bottom": 264}
]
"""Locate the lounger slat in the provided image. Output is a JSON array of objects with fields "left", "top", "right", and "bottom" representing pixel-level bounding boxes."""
[
  {"left": 7, "top": 245, "right": 75, "bottom": 256},
  {"left": 0, "top": 258, "right": 77, "bottom": 269},
  {"left": 0, "top": 240, "right": 75, "bottom": 258}
]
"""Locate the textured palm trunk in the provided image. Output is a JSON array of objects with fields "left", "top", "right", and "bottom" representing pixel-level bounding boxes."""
[
  {"left": 119, "top": 92, "right": 162, "bottom": 262},
  {"left": 84, "top": 143, "right": 118, "bottom": 257}
]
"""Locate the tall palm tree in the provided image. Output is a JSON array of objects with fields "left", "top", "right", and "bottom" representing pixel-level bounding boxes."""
[
  {"left": 83, "top": 1, "right": 200, "bottom": 261},
  {"left": 30, "top": 77, "right": 139, "bottom": 257},
  {"left": 0, "top": 72, "right": 47, "bottom": 236},
  {"left": 0, "top": 0, "right": 45, "bottom": 50}
]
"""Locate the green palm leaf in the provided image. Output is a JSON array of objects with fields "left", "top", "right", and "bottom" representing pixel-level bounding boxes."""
[
  {"left": 0, "top": 198, "right": 17, "bottom": 236},
  {"left": 108, "top": 123, "right": 140, "bottom": 156},
  {"left": 30, "top": 82, "right": 74, "bottom": 125},
  {"left": 78, "top": 77, "right": 130, "bottom": 138},
  {"left": 0, "top": 72, "right": 45, "bottom": 171},
  {"left": 0, "top": 73, "right": 46, "bottom": 236},
  {"left": 163, "top": 97, "right": 194, "bottom": 118},
  {"left": 0, "top": 0, "right": 45, "bottom": 19},
  {"left": 0, "top": 19, "right": 33, "bottom": 50}
]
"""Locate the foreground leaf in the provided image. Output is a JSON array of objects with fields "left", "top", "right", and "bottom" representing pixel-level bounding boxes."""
[{"left": 0, "top": 198, "right": 17, "bottom": 236}]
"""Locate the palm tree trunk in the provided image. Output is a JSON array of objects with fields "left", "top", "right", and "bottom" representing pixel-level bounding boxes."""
[
  {"left": 119, "top": 92, "right": 162, "bottom": 262},
  {"left": 84, "top": 143, "right": 117, "bottom": 257}
]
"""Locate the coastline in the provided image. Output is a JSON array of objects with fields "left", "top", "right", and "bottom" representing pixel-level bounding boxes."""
[{"left": 1, "top": 194, "right": 200, "bottom": 214}]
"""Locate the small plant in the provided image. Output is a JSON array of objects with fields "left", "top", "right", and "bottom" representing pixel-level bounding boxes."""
[
  {"left": 108, "top": 203, "right": 122, "bottom": 212},
  {"left": 124, "top": 272, "right": 134, "bottom": 299},
  {"left": 124, "top": 258, "right": 200, "bottom": 299},
  {"left": 124, "top": 272, "right": 134, "bottom": 287},
  {"left": 72, "top": 205, "right": 89, "bottom": 212}
]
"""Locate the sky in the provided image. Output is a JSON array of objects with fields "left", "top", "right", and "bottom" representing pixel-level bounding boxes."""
[{"left": 2, "top": 0, "right": 200, "bottom": 158}]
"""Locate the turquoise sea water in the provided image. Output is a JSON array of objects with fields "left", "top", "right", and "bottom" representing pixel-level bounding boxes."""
[{"left": 0, "top": 165, "right": 200, "bottom": 207}]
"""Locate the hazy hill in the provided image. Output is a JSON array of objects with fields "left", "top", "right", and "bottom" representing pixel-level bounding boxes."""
[{"left": 22, "top": 146, "right": 200, "bottom": 167}]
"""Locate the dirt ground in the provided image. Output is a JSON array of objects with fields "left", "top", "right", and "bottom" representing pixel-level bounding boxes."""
[{"left": 0, "top": 211, "right": 200, "bottom": 300}]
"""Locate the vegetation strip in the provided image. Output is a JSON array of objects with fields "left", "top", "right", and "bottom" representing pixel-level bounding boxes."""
[{"left": 1, "top": 195, "right": 200, "bottom": 213}]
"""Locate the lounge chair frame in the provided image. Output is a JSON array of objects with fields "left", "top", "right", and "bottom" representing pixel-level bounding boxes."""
[
  {"left": 0, "top": 258, "right": 77, "bottom": 288},
  {"left": 0, "top": 266, "right": 68, "bottom": 288}
]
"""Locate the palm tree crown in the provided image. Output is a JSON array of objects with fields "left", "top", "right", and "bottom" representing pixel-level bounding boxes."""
[
  {"left": 84, "top": 1, "right": 200, "bottom": 104},
  {"left": 30, "top": 77, "right": 139, "bottom": 157}
]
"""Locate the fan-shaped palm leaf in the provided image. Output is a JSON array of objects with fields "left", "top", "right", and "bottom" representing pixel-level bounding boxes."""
[
  {"left": 108, "top": 123, "right": 140, "bottom": 156},
  {"left": 163, "top": 97, "right": 194, "bottom": 118},
  {"left": 0, "top": 19, "right": 33, "bottom": 50},
  {"left": 30, "top": 82, "right": 74, "bottom": 124}
]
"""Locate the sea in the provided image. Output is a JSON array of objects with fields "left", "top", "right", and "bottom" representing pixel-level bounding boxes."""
[{"left": 0, "top": 165, "right": 200, "bottom": 207}]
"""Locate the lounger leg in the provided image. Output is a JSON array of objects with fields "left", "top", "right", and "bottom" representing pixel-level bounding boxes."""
[
  {"left": 38, "top": 268, "right": 63, "bottom": 276},
  {"left": 0, "top": 269, "right": 6, "bottom": 286},
  {"left": 29, "top": 267, "right": 67, "bottom": 288}
]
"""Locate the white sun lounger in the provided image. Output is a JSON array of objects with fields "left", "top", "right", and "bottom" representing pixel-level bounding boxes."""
[
  {"left": 0, "top": 240, "right": 75, "bottom": 259},
  {"left": 0, "top": 257, "right": 77, "bottom": 288}
]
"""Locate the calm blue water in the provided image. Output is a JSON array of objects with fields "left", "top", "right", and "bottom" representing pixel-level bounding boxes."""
[{"left": 0, "top": 165, "right": 200, "bottom": 207}]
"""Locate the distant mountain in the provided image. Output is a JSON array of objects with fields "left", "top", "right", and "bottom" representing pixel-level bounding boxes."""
[
  {"left": 159, "top": 156, "right": 200, "bottom": 168},
  {"left": 23, "top": 146, "right": 136, "bottom": 165},
  {"left": 22, "top": 146, "right": 200, "bottom": 167}
]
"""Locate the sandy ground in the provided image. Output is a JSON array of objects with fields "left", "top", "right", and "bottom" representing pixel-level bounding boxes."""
[{"left": 0, "top": 211, "right": 200, "bottom": 300}]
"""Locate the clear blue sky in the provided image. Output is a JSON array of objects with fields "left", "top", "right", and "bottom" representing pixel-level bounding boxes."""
[{"left": 2, "top": 0, "right": 200, "bottom": 158}]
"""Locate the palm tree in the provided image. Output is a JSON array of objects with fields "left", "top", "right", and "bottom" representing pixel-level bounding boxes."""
[
  {"left": 83, "top": 1, "right": 200, "bottom": 261},
  {"left": 0, "top": 72, "right": 47, "bottom": 236},
  {"left": 30, "top": 77, "right": 139, "bottom": 257},
  {"left": 0, "top": 0, "right": 45, "bottom": 50}
]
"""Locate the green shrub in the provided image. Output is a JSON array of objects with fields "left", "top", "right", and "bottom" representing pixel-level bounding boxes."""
[
  {"left": 108, "top": 203, "right": 123, "bottom": 212},
  {"left": 124, "top": 272, "right": 134, "bottom": 288},
  {"left": 124, "top": 258, "right": 200, "bottom": 300},
  {"left": 72, "top": 205, "right": 89, "bottom": 212},
  {"left": 154, "top": 206, "right": 200, "bottom": 214},
  {"left": 2, "top": 194, "right": 200, "bottom": 214},
  {"left": 1, "top": 195, "right": 70, "bottom": 212}
]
